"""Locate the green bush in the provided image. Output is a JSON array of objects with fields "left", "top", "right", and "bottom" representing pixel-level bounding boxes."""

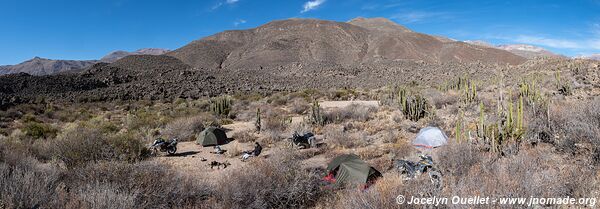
[{"left": 22, "top": 122, "right": 58, "bottom": 139}]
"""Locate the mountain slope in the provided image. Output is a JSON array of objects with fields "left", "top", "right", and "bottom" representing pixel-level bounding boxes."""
[
  {"left": 497, "top": 44, "right": 563, "bottom": 59},
  {"left": 577, "top": 54, "right": 600, "bottom": 61},
  {"left": 0, "top": 57, "right": 97, "bottom": 76},
  {"left": 101, "top": 48, "right": 170, "bottom": 62},
  {"left": 465, "top": 40, "right": 562, "bottom": 59},
  {"left": 169, "top": 18, "right": 526, "bottom": 69}
]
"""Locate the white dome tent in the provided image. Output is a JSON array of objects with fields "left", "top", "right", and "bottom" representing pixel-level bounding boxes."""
[{"left": 412, "top": 127, "right": 448, "bottom": 149}]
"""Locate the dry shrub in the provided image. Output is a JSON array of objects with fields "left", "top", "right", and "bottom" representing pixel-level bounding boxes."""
[
  {"left": 436, "top": 142, "right": 482, "bottom": 177},
  {"left": 290, "top": 98, "right": 310, "bottom": 114},
  {"left": 324, "top": 174, "right": 422, "bottom": 209},
  {"left": 216, "top": 151, "right": 328, "bottom": 209},
  {"left": 225, "top": 141, "right": 244, "bottom": 158},
  {"left": 232, "top": 131, "right": 259, "bottom": 143},
  {"left": 74, "top": 182, "right": 136, "bottom": 209},
  {"left": 443, "top": 145, "right": 598, "bottom": 206},
  {"left": 324, "top": 104, "right": 376, "bottom": 123},
  {"left": 262, "top": 108, "right": 289, "bottom": 144},
  {"left": 67, "top": 161, "right": 212, "bottom": 208},
  {"left": 162, "top": 114, "right": 215, "bottom": 141},
  {"left": 324, "top": 125, "right": 368, "bottom": 148},
  {"left": 52, "top": 125, "right": 147, "bottom": 168},
  {"left": 424, "top": 89, "right": 458, "bottom": 109},
  {"left": 0, "top": 159, "right": 61, "bottom": 209},
  {"left": 528, "top": 99, "right": 600, "bottom": 161}
]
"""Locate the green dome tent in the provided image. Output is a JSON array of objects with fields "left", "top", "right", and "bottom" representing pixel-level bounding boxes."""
[
  {"left": 326, "top": 154, "right": 381, "bottom": 187},
  {"left": 196, "top": 127, "right": 228, "bottom": 147}
]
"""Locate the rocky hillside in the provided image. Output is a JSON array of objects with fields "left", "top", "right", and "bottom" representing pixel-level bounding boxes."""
[
  {"left": 168, "top": 18, "right": 526, "bottom": 69},
  {"left": 0, "top": 57, "right": 97, "bottom": 76}
]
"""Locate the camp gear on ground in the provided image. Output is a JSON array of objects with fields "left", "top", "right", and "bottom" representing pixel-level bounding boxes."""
[
  {"left": 196, "top": 127, "right": 228, "bottom": 147},
  {"left": 412, "top": 127, "right": 448, "bottom": 148},
  {"left": 211, "top": 146, "right": 226, "bottom": 154},
  {"left": 209, "top": 161, "right": 230, "bottom": 169},
  {"left": 150, "top": 138, "right": 178, "bottom": 155},
  {"left": 253, "top": 142, "right": 262, "bottom": 156},
  {"left": 325, "top": 154, "right": 382, "bottom": 187},
  {"left": 292, "top": 131, "right": 316, "bottom": 149},
  {"left": 393, "top": 155, "right": 442, "bottom": 188},
  {"left": 241, "top": 143, "right": 262, "bottom": 161},
  {"left": 241, "top": 153, "right": 252, "bottom": 161}
]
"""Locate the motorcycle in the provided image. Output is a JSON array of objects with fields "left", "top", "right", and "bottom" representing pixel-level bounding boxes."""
[
  {"left": 150, "top": 138, "right": 178, "bottom": 156},
  {"left": 394, "top": 155, "right": 442, "bottom": 188},
  {"left": 290, "top": 131, "right": 315, "bottom": 149}
]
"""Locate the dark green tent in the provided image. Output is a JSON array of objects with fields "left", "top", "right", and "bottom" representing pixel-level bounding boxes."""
[
  {"left": 196, "top": 127, "right": 228, "bottom": 147},
  {"left": 326, "top": 154, "right": 381, "bottom": 186}
]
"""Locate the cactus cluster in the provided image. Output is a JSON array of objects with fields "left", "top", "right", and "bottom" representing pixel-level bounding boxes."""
[
  {"left": 438, "top": 75, "right": 478, "bottom": 104},
  {"left": 438, "top": 75, "right": 473, "bottom": 91},
  {"left": 519, "top": 78, "right": 543, "bottom": 105},
  {"left": 554, "top": 71, "right": 572, "bottom": 95},
  {"left": 477, "top": 95, "right": 525, "bottom": 153},
  {"left": 380, "top": 85, "right": 431, "bottom": 122},
  {"left": 210, "top": 96, "right": 232, "bottom": 117},
  {"left": 402, "top": 93, "right": 428, "bottom": 122},
  {"left": 462, "top": 81, "right": 478, "bottom": 104}
]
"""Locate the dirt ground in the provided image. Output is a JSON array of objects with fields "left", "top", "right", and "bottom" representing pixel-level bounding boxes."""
[{"left": 151, "top": 100, "right": 412, "bottom": 183}]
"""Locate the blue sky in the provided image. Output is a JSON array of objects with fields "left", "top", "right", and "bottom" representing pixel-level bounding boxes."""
[{"left": 1, "top": 0, "right": 599, "bottom": 65}]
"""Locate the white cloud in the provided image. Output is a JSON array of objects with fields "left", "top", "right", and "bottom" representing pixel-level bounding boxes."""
[
  {"left": 301, "top": 0, "right": 325, "bottom": 13},
  {"left": 211, "top": 0, "right": 239, "bottom": 10},
  {"left": 233, "top": 19, "right": 247, "bottom": 27},
  {"left": 211, "top": 2, "right": 223, "bottom": 10}
]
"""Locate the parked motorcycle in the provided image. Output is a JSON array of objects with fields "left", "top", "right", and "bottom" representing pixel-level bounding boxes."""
[
  {"left": 290, "top": 131, "right": 316, "bottom": 149},
  {"left": 150, "top": 138, "right": 178, "bottom": 156},
  {"left": 394, "top": 155, "right": 442, "bottom": 188}
]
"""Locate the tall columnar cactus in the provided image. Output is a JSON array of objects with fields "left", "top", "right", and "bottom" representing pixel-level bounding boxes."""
[
  {"left": 255, "top": 108, "right": 261, "bottom": 133},
  {"left": 516, "top": 95, "right": 524, "bottom": 141},
  {"left": 455, "top": 110, "right": 463, "bottom": 143},
  {"left": 310, "top": 101, "right": 325, "bottom": 126},
  {"left": 462, "top": 81, "right": 478, "bottom": 104},
  {"left": 477, "top": 102, "right": 486, "bottom": 138}
]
